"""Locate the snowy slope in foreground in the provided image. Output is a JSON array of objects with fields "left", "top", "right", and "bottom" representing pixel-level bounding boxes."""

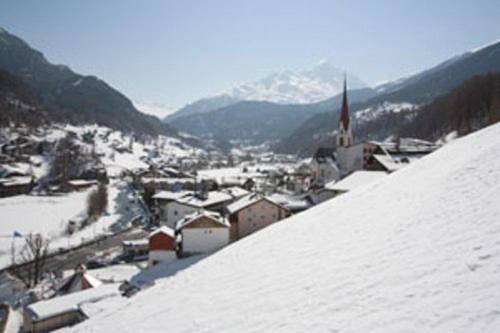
[{"left": 68, "top": 124, "right": 500, "bottom": 332}]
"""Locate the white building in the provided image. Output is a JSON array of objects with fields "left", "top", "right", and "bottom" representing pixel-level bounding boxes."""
[
  {"left": 176, "top": 211, "right": 230, "bottom": 255},
  {"left": 155, "top": 190, "right": 233, "bottom": 229},
  {"left": 24, "top": 284, "right": 120, "bottom": 333},
  {"left": 310, "top": 148, "right": 340, "bottom": 186}
]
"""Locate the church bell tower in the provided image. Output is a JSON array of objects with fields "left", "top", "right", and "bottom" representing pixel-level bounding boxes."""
[{"left": 336, "top": 76, "right": 353, "bottom": 147}]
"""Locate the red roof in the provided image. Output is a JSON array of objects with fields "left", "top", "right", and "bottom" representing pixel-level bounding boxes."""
[{"left": 339, "top": 78, "right": 350, "bottom": 130}]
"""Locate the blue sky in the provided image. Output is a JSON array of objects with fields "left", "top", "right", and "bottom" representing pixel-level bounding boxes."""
[{"left": 0, "top": 0, "right": 499, "bottom": 111}]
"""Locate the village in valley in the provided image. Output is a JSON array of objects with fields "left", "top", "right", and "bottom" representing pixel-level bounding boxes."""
[
  {"left": 1, "top": 2, "right": 500, "bottom": 332},
  {"left": 0, "top": 80, "right": 440, "bottom": 332}
]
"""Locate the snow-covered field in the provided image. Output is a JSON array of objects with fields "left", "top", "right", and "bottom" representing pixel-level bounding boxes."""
[
  {"left": 65, "top": 123, "right": 500, "bottom": 332},
  {"left": 0, "top": 180, "right": 146, "bottom": 269},
  {"left": 0, "top": 190, "right": 90, "bottom": 268}
]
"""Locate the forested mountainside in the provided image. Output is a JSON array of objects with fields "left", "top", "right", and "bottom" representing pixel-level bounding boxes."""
[
  {"left": 0, "top": 27, "right": 177, "bottom": 137},
  {"left": 399, "top": 72, "right": 500, "bottom": 140}
]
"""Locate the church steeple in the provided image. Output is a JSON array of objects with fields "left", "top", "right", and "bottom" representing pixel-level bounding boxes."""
[{"left": 336, "top": 75, "right": 353, "bottom": 147}]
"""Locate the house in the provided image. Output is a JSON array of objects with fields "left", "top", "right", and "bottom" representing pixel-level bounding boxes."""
[
  {"left": 121, "top": 239, "right": 149, "bottom": 262},
  {"left": 0, "top": 176, "right": 34, "bottom": 198},
  {"left": 220, "top": 186, "right": 250, "bottom": 200},
  {"left": 227, "top": 194, "right": 290, "bottom": 241},
  {"left": 365, "top": 138, "right": 438, "bottom": 172},
  {"left": 56, "top": 264, "right": 102, "bottom": 296},
  {"left": 152, "top": 190, "right": 192, "bottom": 223},
  {"left": 267, "top": 193, "right": 312, "bottom": 214},
  {"left": 148, "top": 226, "right": 177, "bottom": 266},
  {"left": 158, "top": 191, "right": 234, "bottom": 229},
  {"left": 66, "top": 179, "right": 99, "bottom": 191},
  {"left": 176, "top": 211, "right": 230, "bottom": 255},
  {"left": 309, "top": 148, "right": 340, "bottom": 186},
  {"left": 325, "top": 170, "right": 388, "bottom": 196},
  {"left": 24, "top": 284, "right": 119, "bottom": 333},
  {"left": 140, "top": 177, "right": 195, "bottom": 193}
]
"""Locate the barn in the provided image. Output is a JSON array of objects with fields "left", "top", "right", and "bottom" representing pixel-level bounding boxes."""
[{"left": 148, "top": 226, "right": 177, "bottom": 266}]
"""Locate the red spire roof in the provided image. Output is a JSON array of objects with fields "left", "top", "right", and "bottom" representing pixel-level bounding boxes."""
[{"left": 339, "top": 76, "right": 350, "bottom": 130}]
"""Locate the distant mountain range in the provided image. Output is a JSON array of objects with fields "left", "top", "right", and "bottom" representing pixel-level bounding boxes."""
[
  {"left": 0, "top": 27, "right": 178, "bottom": 137},
  {"left": 168, "top": 87, "right": 376, "bottom": 147},
  {"left": 165, "top": 61, "right": 367, "bottom": 121},
  {"left": 168, "top": 38, "right": 500, "bottom": 155},
  {"left": 272, "top": 39, "right": 500, "bottom": 156}
]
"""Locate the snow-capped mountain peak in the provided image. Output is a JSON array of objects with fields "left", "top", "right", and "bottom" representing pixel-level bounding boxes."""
[
  {"left": 222, "top": 61, "right": 367, "bottom": 105},
  {"left": 166, "top": 61, "right": 368, "bottom": 121}
]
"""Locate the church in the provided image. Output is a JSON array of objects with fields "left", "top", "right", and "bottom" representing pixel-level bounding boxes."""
[
  {"left": 309, "top": 76, "right": 439, "bottom": 187},
  {"left": 310, "top": 77, "right": 353, "bottom": 186}
]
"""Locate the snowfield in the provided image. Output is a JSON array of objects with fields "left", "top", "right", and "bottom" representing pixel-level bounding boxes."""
[
  {"left": 0, "top": 190, "right": 91, "bottom": 268},
  {"left": 66, "top": 123, "right": 500, "bottom": 332},
  {"left": 0, "top": 180, "right": 146, "bottom": 269}
]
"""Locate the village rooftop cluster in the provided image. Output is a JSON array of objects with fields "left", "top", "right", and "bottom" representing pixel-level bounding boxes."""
[{"left": 0, "top": 80, "right": 440, "bottom": 332}]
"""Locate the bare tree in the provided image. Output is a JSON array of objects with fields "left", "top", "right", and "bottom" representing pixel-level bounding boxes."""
[
  {"left": 12, "top": 233, "right": 50, "bottom": 288},
  {"left": 86, "top": 183, "right": 108, "bottom": 223}
]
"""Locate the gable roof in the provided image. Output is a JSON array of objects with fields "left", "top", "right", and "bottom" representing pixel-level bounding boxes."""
[
  {"left": 226, "top": 193, "right": 287, "bottom": 215},
  {"left": 57, "top": 267, "right": 102, "bottom": 295},
  {"left": 152, "top": 190, "right": 192, "bottom": 201},
  {"left": 27, "top": 283, "right": 120, "bottom": 321},
  {"left": 173, "top": 191, "right": 233, "bottom": 209},
  {"left": 149, "top": 226, "right": 175, "bottom": 239},
  {"left": 176, "top": 210, "right": 230, "bottom": 230}
]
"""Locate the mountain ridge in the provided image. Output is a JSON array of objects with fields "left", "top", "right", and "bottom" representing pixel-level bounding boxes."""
[
  {"left": 165, "top": 62, "right": 367, "bottom": 121},
  {"left": 274, "top": 39, "right": 500, "bottom": 156},
  {"left": 0, "top": 27, "right": 178, "bottom": 137}
]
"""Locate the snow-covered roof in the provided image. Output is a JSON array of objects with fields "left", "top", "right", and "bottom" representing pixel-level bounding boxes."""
[
  {"left": 0, "top": 176, "right": 32, "bottom": 186},
  {"left": 221, "top": 186, "right": 250, "bottom": 198},
  {"left": 149, "top": 226, "right": 175, "bottom": 239},
  {"left": 373, "top": 154, "right": 403, "bottom": 172},
  {"left": 267, "top": 193, "right": 311, "bottom": 211},
  {"left": 325, "top": 171, "right": 388, "bottom": 193},
  {"left": 122, "top": 239, "right": 149, "bottom": 247},
  {"left": 176, "top": 210, "right": 229, "bottom": 230},
  {"left": 67, "top": 179, "right": 99, "bottom": 187},
  {"left": 66, "top": 121, "right": 500, "bottom": 333},
  {"left": 57, "top": 266, "right": 103, "bottom": 295},
  {"left": 141, "top": 177, "right": 193, "bottom": 185},
  {"left": 226, "top": 193, "right": 285, "bottom": 214},
  {"left": 26, "top": 283, "right": 120, "bottom": 321},
  {"left": 152, "top": 190, "right": 192, "bottom": 201},
  {"left": 174, "top": 191, "right": 233, "bottom": 209},
  {"left": 0, "top": 163, "right": 30, "bottom": 177},
  {"left": 86, "top": 265, "right": 140, "bottom": 283}
]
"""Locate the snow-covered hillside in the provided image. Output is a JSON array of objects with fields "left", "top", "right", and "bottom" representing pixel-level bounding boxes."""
[
  {"left": 354, "top": 101, "right": 417, "bottom": 124},
  {"left": 66, "top": 123, "right": 500, "bottom": 332},
  {"left": 0, "top": 124, "right": 204, "bottom": 269}
]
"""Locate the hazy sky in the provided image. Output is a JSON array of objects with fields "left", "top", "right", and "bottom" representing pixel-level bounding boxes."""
[{"left": 1, "top": 0, "right": 499, "bottom": 112}]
